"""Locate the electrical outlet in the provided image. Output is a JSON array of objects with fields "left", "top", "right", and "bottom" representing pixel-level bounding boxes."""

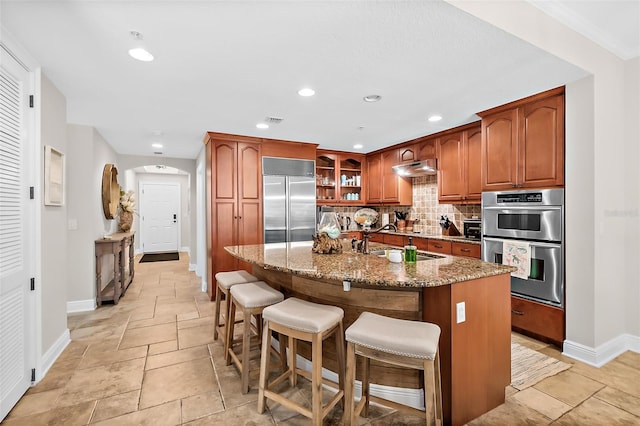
[
  {"left": 343, "top": 281, "right": 351, "bottom": 292},
  {"left": 456, "top": 302, "right": 466, "bottom": 323}
]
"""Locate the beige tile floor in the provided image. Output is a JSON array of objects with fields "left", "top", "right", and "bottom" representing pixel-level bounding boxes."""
[{"left": 4, "top": 253, "right": 640, "bottom": 425}]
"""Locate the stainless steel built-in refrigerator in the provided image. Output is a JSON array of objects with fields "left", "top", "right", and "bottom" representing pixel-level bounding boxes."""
[{"left": 263, "top": 157, "right": 316, "bottom": 244}]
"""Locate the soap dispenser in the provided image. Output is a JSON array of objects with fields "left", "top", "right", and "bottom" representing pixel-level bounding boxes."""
[{"left": 404, "top": 237, "right": 417, "bottom": 264}]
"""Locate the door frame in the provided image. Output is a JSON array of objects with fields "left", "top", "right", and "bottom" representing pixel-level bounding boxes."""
[{"left": 138, "top": 181, "right": 181, "bottom": 254}]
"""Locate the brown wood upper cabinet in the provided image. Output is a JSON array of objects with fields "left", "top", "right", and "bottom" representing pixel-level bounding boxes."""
[
  {"left": 366, "top": 149, "right": 412, "bottom": 205},
  {"left": 316, "top": 150, "right": 365, "bottom": 206},
  {"left": 205, "top": 133, "right": 262, "bottom": 300},
  {"left": 436, "top": 123, "right": 482, "bottom": 203},
  {"left": 479, "top": 87, "right": 564, "bottom": 191}
]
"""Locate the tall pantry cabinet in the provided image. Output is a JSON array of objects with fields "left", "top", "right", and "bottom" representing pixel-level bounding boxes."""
[{"left": 204, "top": 132, "right": 262, "bottom": 300}]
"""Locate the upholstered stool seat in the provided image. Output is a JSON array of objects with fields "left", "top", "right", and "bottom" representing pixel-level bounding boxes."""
[
  {"left": 344, "top": 312, "right": 443, "bottom": 426},
  {"left": 213, "top": 270, "right": 258, "bottom": 341},
  {"left": 257, "top": 297, "right": 345, "bottom": 426},
  {"left": 225, "top": 281, "right": 285, "bottom": 394}
]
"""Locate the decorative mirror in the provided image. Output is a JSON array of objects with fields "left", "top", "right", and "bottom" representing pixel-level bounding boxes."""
[{"left": 101, "top": 164, "right": 120, "bottom": 219}]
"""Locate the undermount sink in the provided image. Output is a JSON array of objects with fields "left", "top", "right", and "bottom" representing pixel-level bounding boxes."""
[{"left": 369, "top": 249, "right": 444, "bottom": 261}]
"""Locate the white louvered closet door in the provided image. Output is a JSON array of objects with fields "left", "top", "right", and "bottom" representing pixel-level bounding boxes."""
[{"left": 0, "top": 46, "right": 34, "bottom": 421}]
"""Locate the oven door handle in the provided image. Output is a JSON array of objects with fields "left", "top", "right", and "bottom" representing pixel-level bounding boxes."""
[{"left": 482, "top": 236, "right": 561, "bottom": 248}]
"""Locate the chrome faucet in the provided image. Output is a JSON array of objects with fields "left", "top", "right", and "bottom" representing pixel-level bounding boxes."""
[{"left": 360, "top": 223, "right": 398, "bottom": 254}]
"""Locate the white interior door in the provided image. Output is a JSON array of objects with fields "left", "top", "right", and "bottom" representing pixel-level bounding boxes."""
[
  {"left": 140, "top": 183, "right": 180, "bottom": 253},
  {"left": 0, "top": 46, "right": 35, "bottom": 421}
]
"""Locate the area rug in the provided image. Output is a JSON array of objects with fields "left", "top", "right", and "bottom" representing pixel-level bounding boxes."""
[
  {"left": 511, "top": 342, "right": 571, "bottom": 390},
  {"left": 139, "top": 252, "right": 180, "bottom": 263}
]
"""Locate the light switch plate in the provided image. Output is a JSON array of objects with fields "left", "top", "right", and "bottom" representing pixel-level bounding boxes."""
[
  {"left": 456, "top": 302, "right": 466, "bottom": 323},
  {"left": 68, "top": 219, "right": 78, "bottom": 230}
]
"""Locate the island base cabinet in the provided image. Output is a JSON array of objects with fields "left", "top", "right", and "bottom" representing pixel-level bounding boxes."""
[
  {"left": 423, "top": 274, "right": 511, "bottom": 426},
  {"left": 253, "top": 266, "right": 512, "bottom": 426}
]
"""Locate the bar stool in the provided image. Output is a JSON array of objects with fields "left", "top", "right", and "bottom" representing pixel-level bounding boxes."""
[
  {"left": 213, "top": 270, "right": 258, "bottom": 341},
  {"left": 343, "top": 312, "right": 443, "bottom": 426},
  {"left": 257, "top": 297, "right": 345, "bottom": 426},
  {"left": 225, "top": 281, "right": 285, "bottom": 394}
]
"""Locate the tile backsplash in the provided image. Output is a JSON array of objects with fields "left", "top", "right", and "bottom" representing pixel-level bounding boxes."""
[{"left": 332, "top": 175, "right": 481, "bottom": 235}]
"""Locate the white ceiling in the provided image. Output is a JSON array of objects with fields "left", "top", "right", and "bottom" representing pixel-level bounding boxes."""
[{"left": 1, "top": 1, "right": 637, "bottom": 160}]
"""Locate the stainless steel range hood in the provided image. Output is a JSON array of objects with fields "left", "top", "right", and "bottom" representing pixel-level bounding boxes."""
[{"left": 391, "top": 159, "right": 437, "bottom": 177}]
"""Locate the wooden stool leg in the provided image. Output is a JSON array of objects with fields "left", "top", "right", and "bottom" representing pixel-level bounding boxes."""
[
  {"left": 213, "top": 286, "right": 223, "bottom": 340},
  {"left": 362, "top": 355, "right": 370, "bottom": 417},
  {"left": 225, "top": 300, "right": 236, "bottom": 366},
  {"left": 257, "top": 320, "right": 271, "bottom": 414},
  {"left": 424, "top": 359, "right": 436, "bottom": 426},
  {"left": 344, "top": 341, "right": 356, "bottom": 426},
  {"left": 278, "top": 333, "right": 288, "bottom": 372},
  {"left": 311, "top": 332, "right": 323, "bottom": 426},
  {"left": 289, "top": 337, "right": 297, "bottom": 387},
  {"left": 335, "top": 321, "right": 346, "bottom": 409},
  {"left": 434, "top": 352, "right": 443, "bottom": 426},
  {"left": 240, "top": 307, "right": 252, "bottom": 394}
]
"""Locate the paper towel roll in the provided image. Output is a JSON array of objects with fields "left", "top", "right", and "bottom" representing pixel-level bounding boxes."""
[{"left": 381, "top": 213, "right": 389, "bottom": 226}]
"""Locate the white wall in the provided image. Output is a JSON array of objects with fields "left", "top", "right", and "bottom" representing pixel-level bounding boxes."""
[
  {"left": 196, "top": 146, "right": 207, "bottom": 289},
  {"left": 450, "top": 0, "right": 640, "bottom": 363},
  {"left": 66, "top": 124, "right": 119, "bottom": 307},
  {"left": 39, "top": 75, "right": 69, "bottom": 355}
]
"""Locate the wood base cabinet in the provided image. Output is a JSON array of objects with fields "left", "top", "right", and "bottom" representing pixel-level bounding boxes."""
[
  {"left": 511, "top": 296, "right": 565, "bottom": 346},
  {"left": 205, "top": 133, "right": 262, "bottom": 300},
  {"left": 479, "top": 87, "right": 564, "bottom": 191}
]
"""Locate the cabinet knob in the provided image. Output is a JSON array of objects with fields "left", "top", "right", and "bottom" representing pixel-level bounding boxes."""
[
  {"left": 511, "top": 183, "right": 517, "bottom": 188},
  {"left": 511, "top": 309, "right": 525, "bottom": 316},
  {"left": 434, "top": 244, "right": 442, "bottom": 249},
  {"left": 461, "top": 248, "right": 471, "bottom": 253}
]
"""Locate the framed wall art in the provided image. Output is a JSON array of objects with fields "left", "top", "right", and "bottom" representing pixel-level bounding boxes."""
[{"left": 44, "top": 145, "right": 64, "bottom": 206}]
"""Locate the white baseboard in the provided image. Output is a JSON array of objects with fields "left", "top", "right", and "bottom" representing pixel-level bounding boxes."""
[
  {"left": 563, "top": 333, "right": 640, "bottom": 367},
  {"left": 37, "top": 329, "right": 70, "bottom": 382},
  {"left": 270, "top": 337, "right": 425, "bottom": 410},
  {"left": 189, "top": 263, "right": 196, "bottom": 272},
  {"left": 180, "top": 247, "right": 190, "bottom": 255},
  {"left": 201, "top": 278, "right": 207, "bottom": 293},
  {"left": 67, "top": 299, "right": 96, "bottom": 313}
]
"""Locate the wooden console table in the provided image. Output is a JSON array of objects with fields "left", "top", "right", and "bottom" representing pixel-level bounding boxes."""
[{"left": 95, "top": 231, "right": 135, "bottom": 306}]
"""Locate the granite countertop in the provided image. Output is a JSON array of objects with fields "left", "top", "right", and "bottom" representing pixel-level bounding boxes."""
[{"left": 225, "top": 241, "right": 514, "bottom": 289}]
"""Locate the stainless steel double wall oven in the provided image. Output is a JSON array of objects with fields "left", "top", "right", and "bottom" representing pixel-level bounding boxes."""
[{"left": 482, "top": 189, "right": 564, "bottom": 308}]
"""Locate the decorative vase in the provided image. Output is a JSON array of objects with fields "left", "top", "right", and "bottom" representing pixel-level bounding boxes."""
[{"left": 119, "top": 211, "right": 133, "bottom": 232}]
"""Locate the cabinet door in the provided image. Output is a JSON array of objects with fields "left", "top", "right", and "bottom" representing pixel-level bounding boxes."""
[
  {"left": 399, "top": 145, "right": 417, "bottom": 163},
  {"left": 519, "top": 95, "right": 564, "bottom": 188},
  {"left": 214, "top": 142, "right": 237, "bottom": 201},
  {"left": 437, "top": 132, "right": 464, "bottom": 202},
  {"left": 417, "top": 139, "right": 436, "bottom": 160},
  {"left": 482, "top": 109, "right": 518, "bottom": 191},
  {"left": 213, "top": 201, "right": 238, "bottom": 274},
  {"left": 366, "top": 154, "right": 382, "bottom": 203},
  {"left": 465, "top": 127, "right": 482, "bottom": 201},
  {"left": 237, "top": 142, "right": 262, "bottom": 249},
  {"left": 381, "top": 149, "right": 400, "bottom": 202}
]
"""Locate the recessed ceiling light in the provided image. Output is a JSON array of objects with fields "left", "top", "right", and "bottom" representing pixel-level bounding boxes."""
[
  {"left": 428, "top": 115, "right": 443, "bottom": 122},
  {"left": 363, "top": 95, "right": 381, "bottom": 103},
  {"left": 353, "top": 144, "right": 364, "bottom": 149},
  {"left": 129, "top": 48, "right": 154, "bottom": 62},
  {"left": 152, "top": 143, "right": 163, "bottom": 148},
  {"left": 298, "top": 88, "right": 315, "bottom": 97},
  {"left": 256, "top": 123, "right": 269, "bottom": 129},
  {"left": 128, "top": 31, "right": 154, "bottom": 62}
]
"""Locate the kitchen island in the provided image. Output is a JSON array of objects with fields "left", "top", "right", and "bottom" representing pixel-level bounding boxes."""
[{"left": 225, "top": 241, "right": 514, "bottom": 426}]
